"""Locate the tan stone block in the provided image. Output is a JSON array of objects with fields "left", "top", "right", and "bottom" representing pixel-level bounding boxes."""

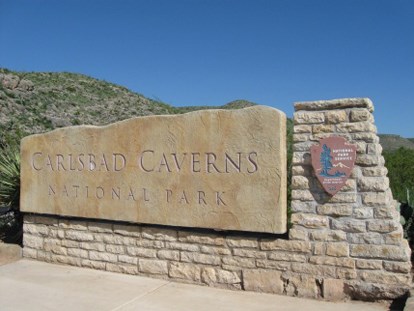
[
  {"left": 291, "top": 213, "right": 328, "bottom": 229},
  {"left": 292, "top": 165, "right": 312, "bottom": 176},
  {"left": 142, "top": 227, "right": 177, "bottom": 241},
  {"left": 383, "top": 261, "right": 411, "bottom": 273},
  {"left": 80, "top": 242, "right": 105, "bottom": 251},
  {"left": 355, "top": 154, "right": 379, "bottom": 166},
  {"left": 350, "top": 244, "right": 409, "bottom": 261},
  {"left": 243, "top": 270, "right": 283, "bottom": 294},
  {"left": 331, "top": 219, "right": 366, "bottom": 233},
  {"left": 126, "top": 246, "right": 157, "bottom": 258},
  {"left": 222, "top": 256, "right": 256, "bottom": 268},
  {"left": 23, "top": 234, "right": 44, "bottom": 249},
  {"left": 166, "top": 242, "right": 199, "bottom": 252},
  {"left": 23, "top": 247, "right": 37, "bottom": 259},
  {"left": 35, "top": 216, "right": 58, "bottom": 226},
  {"left": 367, "top": 143, "right": 382, "bottom": 155},
  {"left": 292, "top": 152, "right": 311, "bottom": 165},
  {"left": 312, "top": 124, "right": 334, "bottom": 133},
  {"left": 309, "top": 256, "right": 354, "bottom": 268},
  {"left": 359, "top": 271, "right": 411, "bottom": 286},
  {"left": 137, "top": 239, "right": 164, "bottom": 248},
  {"left": 107, "top": 263, "right": 138, "bottom": 275},
  {"left": 106, "top": 244, "right": 125, "bottom": 254},
  {"left": 353, "top": 207, "right": 373, "bottom": 219},
  {"left": 291, "top": 176, "right": 309, "bottom": 190},
  {"left": 285, "top": 275, "right": 318, "bottom": 298},
  {"left": 178, "top": 232, "right": 225, "bottom": 246},
  {"left": 233, "top": 249, "right": 266, "bottom": 259},
  {"left": 181, "top": 252, "right": 221, "bottom": 265},
  {"left": 350, "top": 109, "right": 372, "bottom": 122},
  {"left": 21, "top": 107, "right": 287, "bottom": 235},
  {"left": 355, "top": 259, "right": 382, "bottom": 270},
  {"left": 336, "top": 122, "right": 376, "bottom": 133},
  {"left": 310, "top": 230, "right": 347, "bottom": 242},
  {"left": 294, "top": 125, "right": 312, "bottom": 133},
  {"left": 81, "top": 259, "right": 106, "bottom": 270},
  {"left": 338, "top": 268, "right": 358, "bottom": 280},
  {"left": 169, "top": 262, "right": 201, "bottom": 281},
  {"left": 44, "top": 239, "right": 67, "bottom": 255},
  {"left": 351, "top": 132, "right": 379, "bottom": 143},
  {"left": 312, "top": 242, "right": 325, "bottom": 255},
  {"left": 139, "top": 259, "right": 168, "bottom": 275},
  {"left": 294, "top": 111, "right": 325, "bottom": 124},
  {"left": 348, "top": 232, "right": 382, "bottom": 244},
  {"left": 200, "top": 245, "right": 231, "bottom": 256},
  {"left": 358, "top": 176, "right": 389, "bottom": 192},
  {"left": 62, "top": 240, "right": 80, "bottom": 248},
  {"left": 355, "top": 141, "right": 367, "bottom": 154},
  {"left": 291, "top": 201, "right": 316, "bottom": 213},
  {"left": 65, "top": 230, "right": 94, "bottom": 242},
  {"left": 362, "top": 167, "right": 388, "bottom": 177},
  {"left": 323, "top": 279, "right": 345, "bottom": 301},
  {"left": 113, "top": 224, "right": 140, "bottom": 237},
  {"left": 88, "top": 222, "right": 113, "bottom": 233},
  {"left": 293, "top": 134, "right": 310, "bottom": 142},
  {"left": 51, "top": 254, "right": 82, "bottom": 266},
  {"left": 37, "top": 250, "right": 52, "bottom": 262},
  {"left": 367, "top": 220, "right": 399, "bottom": 233},
  {"left": 362, "top": 192, "right": 390, "bottom": 207},
  {"left": 260, "top": 239, "right": 311, "bottom": 253},
  {"left": 157, "top": 249, "right": 180, "bottom": 261},
  {"left": 67, "top": 248, "right": 89, "bottom": 259},
  {"left": 291, "top": 263, "right": 336, "bottom": 278},
  {"left": 326, "top": 243, "right": 349, "bottom": 257},
  {"left": 325, "top": 111, "right": 348, "bottom": 124},
  {"left": 226, "top": 237, "right": 258, "bottom": 248},
  {"left": 59, "top": 220, "right": 88, "bottom": 231},
  {"left": 118, "top": 255, "right": 138, "bottom": 265},
  {"left": 201, "top": 267, "right": 240, "bottom": 285},
  {"left": 317, "top": 204, "right": 352, "bottom": 216},
  {"left": 294, "top": 98, "right": 374, "bottom": 112},
  {"left": 268, "top": 251, "right": 307, "bottom": 262},
  {"left": 23, "top": 223, "right": 49, "bottom": 236},
  {"left": 288, "top": 228, "right": 308, "bottom": 240},
  {"left": 89, "top": 251, "right": 117, "bottom": 263},
  {"left": 256, "top": 260, "right": 290, "bottom": 271}
]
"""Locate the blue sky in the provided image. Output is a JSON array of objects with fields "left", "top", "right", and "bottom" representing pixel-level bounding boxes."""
[{"left": 1, "top": 0, "right": 413, "bottom": 136}]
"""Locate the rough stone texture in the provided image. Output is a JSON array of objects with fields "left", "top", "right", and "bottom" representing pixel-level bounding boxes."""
[
  {"left": 22, "top": 98, "right": 412, "bottom": 302},
  {"left": 20, "top": 106, "right": 287, "bottom": 234}
]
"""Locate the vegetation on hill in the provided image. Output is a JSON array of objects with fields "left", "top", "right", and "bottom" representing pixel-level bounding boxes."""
[{"left": 378, "top": 134, "right": 414, "bottom": 151}]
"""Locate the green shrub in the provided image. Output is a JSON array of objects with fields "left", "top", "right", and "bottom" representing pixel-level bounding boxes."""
[
  {"left": 0, "top": 146, "right": 20, "bottom": 209},
  {"left": 0, "top": 145, "right": 22, "bottom": 243}
]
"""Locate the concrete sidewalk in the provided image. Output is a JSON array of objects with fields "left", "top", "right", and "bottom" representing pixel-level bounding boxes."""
[{"left": 0, "top": 259, "right": 388, "bottom": 311}]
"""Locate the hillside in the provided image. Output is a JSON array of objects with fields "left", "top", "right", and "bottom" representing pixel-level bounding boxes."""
[
  {"left": 378, "top": 134, "right": 414, "bottom": 151},
  {"left": 0, "top": 68, "right": 254, "bottom": 146}
]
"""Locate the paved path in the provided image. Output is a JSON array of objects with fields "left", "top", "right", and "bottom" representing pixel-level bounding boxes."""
[{"left": 0, "top": 259, "right": 388, "bottom": 311}]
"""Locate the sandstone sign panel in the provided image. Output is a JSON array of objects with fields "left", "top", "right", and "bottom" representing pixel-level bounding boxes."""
[{"left": 20, "top": 106, "right": 287, "bottom": 233}]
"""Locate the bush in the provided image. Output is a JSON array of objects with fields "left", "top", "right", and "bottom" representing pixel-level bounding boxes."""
[{"left": 0, "top": 145, "right": 22, "bottom": 243}]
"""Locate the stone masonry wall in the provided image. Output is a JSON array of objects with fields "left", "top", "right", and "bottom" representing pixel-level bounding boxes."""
[{"left": 22, "top": 98, "right": 412, "bottom": 301}]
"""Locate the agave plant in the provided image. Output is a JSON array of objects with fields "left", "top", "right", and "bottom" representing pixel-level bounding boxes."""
[
  {"left": 0, "top": 146, "right": 20, "bottom": 209},
  {"left": 0, "top": 145, "right": 22, "bottom": 243}
]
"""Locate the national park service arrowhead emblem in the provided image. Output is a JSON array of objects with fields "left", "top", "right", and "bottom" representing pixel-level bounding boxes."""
[{"left": 310, "top": 136, "right": 357, "bottom": 196}]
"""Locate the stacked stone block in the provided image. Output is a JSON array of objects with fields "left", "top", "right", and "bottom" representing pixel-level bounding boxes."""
[
  {"left": 22, "top": 98, "right": 412, "bottom": 301},
  {"left": 291, "top": 98, "right": 411, "bottom": 299}
]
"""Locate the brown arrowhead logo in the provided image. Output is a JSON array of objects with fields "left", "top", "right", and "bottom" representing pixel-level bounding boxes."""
[{"left": 310, "top": 136, "right": 356, "bottom": 196}]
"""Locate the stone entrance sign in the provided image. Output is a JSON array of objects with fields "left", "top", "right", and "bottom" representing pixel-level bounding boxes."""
[{"left": 20, "top": 106, "right": 287, "bottom": 233}]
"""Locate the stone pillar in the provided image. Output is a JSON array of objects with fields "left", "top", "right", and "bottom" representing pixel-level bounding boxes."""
[{"left": 291, "top": 98, "right": 411, "bottom": 300}]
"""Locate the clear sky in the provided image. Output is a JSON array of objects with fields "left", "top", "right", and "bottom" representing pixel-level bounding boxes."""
[{"left": 1, "top": 0, "right": 413, "bottom": 136}]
